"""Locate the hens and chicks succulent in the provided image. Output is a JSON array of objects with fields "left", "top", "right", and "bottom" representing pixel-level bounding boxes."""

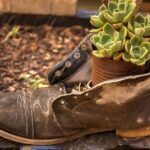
[{"left": 91, "top": 0, "right": 150, "bottom": 66}]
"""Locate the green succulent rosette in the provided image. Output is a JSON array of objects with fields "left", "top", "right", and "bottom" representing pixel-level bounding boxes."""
[
  {"left": 92, "top": 23, "right": 127, "bottom": 60},
  {"left": 90, "top": 4, "right": 107, "bottom": 28},
  {"left": 103, "top": 0, "right": 136, "bottom": 24},
  {"left": 90, "top": 0, "right": 136, "bottom": 32},
  {"left": 122, "top": 36, "right": 150, "bottom": 66},
  {"left": 128, "top": 14, "right": 150, "bottom": 37}
]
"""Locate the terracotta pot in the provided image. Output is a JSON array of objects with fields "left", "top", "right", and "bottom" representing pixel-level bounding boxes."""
[{"left": 92, "top": 53, "right": 143, "bottom": 85}]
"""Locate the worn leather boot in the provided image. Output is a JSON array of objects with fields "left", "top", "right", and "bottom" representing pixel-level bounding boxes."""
[{"left": 0, "top": 73, "right": 150, "bottom": 145}]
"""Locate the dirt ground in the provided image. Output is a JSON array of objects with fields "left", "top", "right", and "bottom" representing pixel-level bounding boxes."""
[{"left": 0, "top": 24, "right": 89, "bottom": 92}]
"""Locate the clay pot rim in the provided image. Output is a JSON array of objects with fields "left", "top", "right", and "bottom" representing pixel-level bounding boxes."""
[
  {"left": 92, "top": 53, "right": 144, "bottom": 85},
  {"left": 92, "top": 53, "right": 145, "bottom": 70},
  {"left": 92, "top": 53, "right": 138, "bottom": 66}
]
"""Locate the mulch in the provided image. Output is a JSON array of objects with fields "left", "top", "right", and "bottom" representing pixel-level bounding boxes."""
[{"left": 0, "top": 24, "right": 89, "bottom": 92}]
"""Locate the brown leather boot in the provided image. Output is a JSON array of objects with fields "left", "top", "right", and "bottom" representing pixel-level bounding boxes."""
[{"left": 0, "top": 73, "right": 150, "bottom": 145}]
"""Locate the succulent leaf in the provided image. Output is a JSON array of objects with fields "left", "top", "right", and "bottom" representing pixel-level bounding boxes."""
[
  {"left": 110, "top": 41, "right": 122, "bottom": 52},
  {"left": 125, "top": 41, "right": 130, "bottom": 53},
  {"left": 91, "top": 0, "right": 136, "bottom": 28},
  {"left": 104, "top": 0, "right": 135, "bottom": 24},
  {"left": 130, "top": 36, "right": 141, "bottom": 46},
  {"left": 135, "top": 14, "right": 145, "bottom": 23},
  {"left": 103, "top": 23, "right": 115, "bottom": 36},
  {"left": 99, "top": 12, "right": 107, "bottom": 23},
  {"left": 93, "top": 50, "right": 105, "bottom": 58},
  {"left": 99, "top": 4, "right": 107, "bottom": 12},
  {"left": 113, "top": 52, "right": 122, "bottom": 60},
  {"left": 136, "top": 59, "right": 147, "bottom": 66},
  {"left": 130, "top": 58, "right": 140, "bottom": 64},
  {"left": 100, "top": 34, "right": 111, "bottom": 44},
  {"left": 141, "top": 42, "right": 150, "bottom": 50},
  {"left": 108, "top": 1, "right": 118, "bottom": 13},
  {"left": 92, "top": 35, "right": 100, "bottom": 45},
  {"left": 129, "top": 46, "right": 135, "bottom": 57},
  {"left": 96, "top": 43, "right": 105, "bottom": 50},
  {"left": 113, "top": 11, "right": 126, "bottom": 22},
  {"left": 90, "top": 16, "right": 103, "bottom": 28},
  {"left": 103, "top": 10, "right": 116, "bottom": 23},
  {"left": 134, "top": 28, "right": 145, "bottom": 37},
  {"left": 128, "top": 14, "right": 150, "bottom": 37},
  {"left": 104, "top": 41, "right": 115, "bottom": 48},
  {"left": 139, "top": 47, "right": 148, "bottom": 59},
  {"left": 118, "top": 2, "right": 126, "bottom": 11},
  {"left": 117, "top": 26, "right": 127, "bottom": 41},
  {"left": 106, "top": 49, "right": 114, "bottom": 57},
  {"left": 90, "top": 4, "right": 107, "bottom": 28},
  {"left": 123, "top": 3, "right": 136, "bottom": 22},
  {"left": 92, "top": 23, "right": 126, "bottom": 58},
  {"left": 123, "top": 36, "right": 150, "bottom": 66},
  {"left": 144, "top": 26, "right": 150, "bottom": 37},
  {"left": 122, "top": 53, "right": 130, "bottom": 62}
]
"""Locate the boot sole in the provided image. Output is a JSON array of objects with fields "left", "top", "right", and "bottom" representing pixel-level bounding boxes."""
[
  {"left": 0, "top": 128, "right": 106, "bottom": 145},
  {"left": 117, "top": 126, "right": 150, "bottom": 138},
  {"left": 0, "top": 127, "right": 150, "bottom": 145}
]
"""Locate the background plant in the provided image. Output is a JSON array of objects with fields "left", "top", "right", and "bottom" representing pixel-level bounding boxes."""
[
  {"left": 3, "top": 26, "right": 20, "bottom": 43},
  {"left": 20, "top": 73, "right": 49, "bottom": 89}
]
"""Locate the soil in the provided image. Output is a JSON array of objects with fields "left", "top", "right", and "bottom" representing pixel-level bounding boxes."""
[{"left": 0, "top": 24, "right": 89, "bottom": 92}]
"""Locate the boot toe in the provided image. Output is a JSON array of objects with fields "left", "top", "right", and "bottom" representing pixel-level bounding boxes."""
[{"left": 0, "top": 91, "right": 27, "bottom": 137}]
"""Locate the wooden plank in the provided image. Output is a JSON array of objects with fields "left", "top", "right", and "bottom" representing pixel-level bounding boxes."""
[
  {"left": 77, "top": 0, "right": 101, "bottom": 11},
  {"left": 0, "top": 0, "right": 77, "bottom": 16},
  {"left": 51, "top": 0, "right": 77, "bottom": 15}
]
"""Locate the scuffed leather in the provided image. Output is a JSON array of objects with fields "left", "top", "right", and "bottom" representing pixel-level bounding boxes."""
[
  {"left": 52, "top": 73, "right": 150, "bottom": 131},
  {"left": 0, "top": 85, "right": 78, "bottom": 139},
  {"left": 0, "top": 73, "right": 150, "bottom": 141}
]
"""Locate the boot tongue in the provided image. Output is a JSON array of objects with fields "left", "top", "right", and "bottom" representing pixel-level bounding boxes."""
[{"left": 48, "top": 34, "right": 93, "bottom": 85}]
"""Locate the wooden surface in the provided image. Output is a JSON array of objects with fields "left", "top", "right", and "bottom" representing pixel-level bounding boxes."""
[
  {"left": 141, "top": 2, "right": 150, "bottom": 12},
  {"left": 0, "top": 0, "right": 77, "bottom": 16},
  {"left": 0, "top": 0, "right": 149, "bottom": 16}
]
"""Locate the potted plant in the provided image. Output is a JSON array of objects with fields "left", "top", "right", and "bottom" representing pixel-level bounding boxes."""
[{"left": 90, "top": 0, "right": 150, "bottom": 85}]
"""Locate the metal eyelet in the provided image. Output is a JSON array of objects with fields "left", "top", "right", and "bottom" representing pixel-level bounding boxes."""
[
  {"left": 73, "top": 96, "right": 78, "bottom": 99},
  {"left": 60, "top": 100, "right": 65, "bottom": 105},
  {"left": 65, "top": 61, "right": 72, "bottom": 68},
  {"left": 74, "top": 52, "right": 80, "bottom": 59},
  {"left": 90, "top": 37, "right": 93, "bottom": 42},
  {"left": 85, "top": 92, "right": 90, "bottom": 97},
  {"left": 55, "top": 70, "right": 62, "bottom": 77},
  {"left": 81, "top": 44, "right": 87, "bottom": 51}
]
